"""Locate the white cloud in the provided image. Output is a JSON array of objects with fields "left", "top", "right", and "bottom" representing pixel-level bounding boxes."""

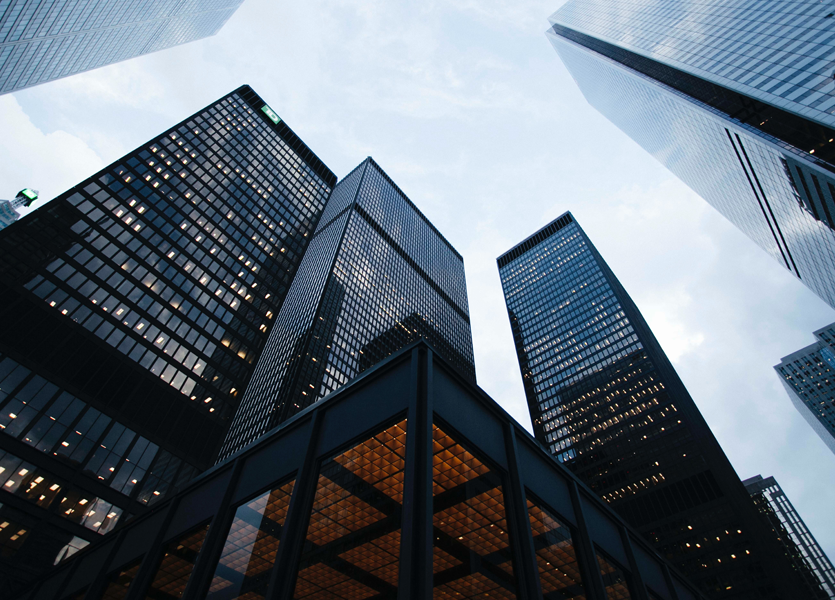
[{"left": 0, "top": 95, "right": 104, "bottom": 216}]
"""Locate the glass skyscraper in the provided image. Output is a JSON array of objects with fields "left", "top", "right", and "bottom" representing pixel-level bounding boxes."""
[
  {"left": 775, "top": 322, "right": 835, "bottom": 455},
  {"left": 220, "top": 157, "right": 476, "bottom": 459},
  {"left": 0, "top": 0, "right": 244, "bottom": 95},
  {"left": 498, "top": 212, "right": 812, "bottom": 599},
  {"left": 547, "top": 0, "right": 835, "bottom": 309},
  {"left": 743, "top": 475, "right": 835, "bottom": 600},
  {"left": 0, "top": 84, "right": 334, "bottom": 592}
]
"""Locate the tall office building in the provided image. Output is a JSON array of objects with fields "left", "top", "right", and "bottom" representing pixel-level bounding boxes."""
[
  {"left": 775, "top": 322, "right": 835, "bottom": 455},
  {"left": 1, "top": 0, "right": 244, "bottom": 95},
  {"left": 743, "top": 475, "right": 835, "bottom": 600},
  {"left": 498, "top": 212, "right": 811, "bottom": 599},
  {"left": 0, "top": 85, "right": 334, "bottom": 592},
  {"left": 220, "top": 157, "right": 475, "bottom": 459},
  {"left": 547, "top": 0, "right": 835, "bottom": 309}
]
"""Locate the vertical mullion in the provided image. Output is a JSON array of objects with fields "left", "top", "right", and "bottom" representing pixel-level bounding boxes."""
[
  {"left": 265, "top": 409, "right": 324, "bottom": 600},
  {"left": 396, "top": 345, "right": 433, "bottom": 600},
  {"left": 568, "top": 480, "right": 608, "bottom": 600},
  {"left": 619, "top": 527, "right": 649, "bottom": 600},
  {"left": 502, "top": 425, "right": 542, "bottom": 600},
  {"left": 180, "top": 458, "right": 245, "bottom": 600}
]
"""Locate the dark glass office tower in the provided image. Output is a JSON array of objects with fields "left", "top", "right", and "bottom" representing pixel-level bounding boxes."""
[
  {"left": 0, "top": 85, "right": 334, "bottom": 592},
  {"left": 1, "top": 0, "right": 245, "bottom": 95},
  {"left": 220, "top": 157, "right": 475, "bottom": 459},
  {"left": 547, "top": 0, "right": 835, "bottom": 310},
  {"left": 743, "top": 475, "right": 835, "bottom": 600},
  {"left": 498, "top": 212, "right": 810, "bottom": 599},
  {"left": 775, "top": 322, "right": 835, "bottom": 456}
]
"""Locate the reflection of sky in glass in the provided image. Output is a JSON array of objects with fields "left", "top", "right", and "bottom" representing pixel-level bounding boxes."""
[
  {"left": 820, "top": 346, "right": 835, "bottom": 369},
  {"left": 550, "top": 0, "right": 835, "bottom": 129},
  {"left": 549, "top": 32, "right": 835, "bottom": 309}
]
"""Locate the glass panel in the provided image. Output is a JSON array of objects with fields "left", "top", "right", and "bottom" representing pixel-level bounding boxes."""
[
  {"left": 431, "top": 424, "right": 517, "bottom": 598},
  {"left": 207, "top": 478, "right": 296, "bottom": 600},
  {"left": 102, "top": 559, "right": 142, "bottom": 600},
  {"left": 598, "top": 553, "right": 632, "bottom": 600},
  {"left": 527, "top": 496, "right": 586, "bottom": 599},
  {"left": 292, "top": 419, "right": 407, "bottom": 599},
  {"left": 0, "top": 504, "right": 36, "bottom": 558},
  {"left": 146, "top": 524, "right": 210, "bottom": 600},
  {"left": 54, "top": 535, "right": 90, "bottom": 565}
]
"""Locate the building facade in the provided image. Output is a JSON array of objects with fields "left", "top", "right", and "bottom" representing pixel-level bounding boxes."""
[
  {"left": 20, "top": 342, "right": 707, "bottom": 600},
  {"left": 498, "top": 212, "right": 811, "bottom": 599},
  {"left": 220, "top": 157, "right": 476, "bottom": 459},
  {"left": 547, "top": 0, "right": 835, "bottom": 309},
  {"left": 1, "top": 0, "right": 245, "bottom": 95},
  {"left": 0, "top": 85, "right": 334, "bottom": 592},
  {"left": 774, "top": 322, "right": 835, "bottom": 455},
  {"left": 743, "top": 475, "right": 835, "bottom": 600}
]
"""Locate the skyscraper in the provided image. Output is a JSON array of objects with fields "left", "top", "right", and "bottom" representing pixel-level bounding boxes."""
[
  {"left": 743, "top": 475, "right": 835, "bottom": 600},
  {"left": 0, "top": 84, "right": 334, "bottom": 592},
  {"left": 0, "top": 188, "right": 37, "bottom": 231},
  {"left": 547, "top": 0, "right": 835, "bottom": 309},
  {"left": 1, "top": 0, "right": 245, "bottom": 95},
  {"left": 220, "top": 157, "right": 475, "bottom": 459},
  {"left": 774, "top": 322, "right": 835, "bottom": 455},
  {"left": 498, "top": 212, "right": 810, "bottom": 599}
]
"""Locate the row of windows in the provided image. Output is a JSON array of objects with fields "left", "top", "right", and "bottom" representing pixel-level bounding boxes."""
[{"left": 0, "top": 352, "right": 198, "bottom": 512}]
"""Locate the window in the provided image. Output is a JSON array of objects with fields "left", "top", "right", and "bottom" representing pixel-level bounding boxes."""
[
  {"left": 526, "top": 495, "right": 586, "bottom": 598},
  {"left": 146, "top": 524, "right": 211, "bottom": 599},
  {"left": 100, "top": 559, "right": 142, "bottom": 600},
  {"left": 207, "top": 478, "right": 296, "bottom": 600},
  {"left": 431, "top": 424, "right": 518, "bottom": 598},
  {"left": 293, "top": 419, "right": 407, "bottom": 598},
  {"left": 598, "top": 552, "right": 632, "bottom": 599}
]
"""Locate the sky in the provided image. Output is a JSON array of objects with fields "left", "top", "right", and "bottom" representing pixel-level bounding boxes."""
[{"left": 3, "top": 0, "right": 835, "bottom": 561}]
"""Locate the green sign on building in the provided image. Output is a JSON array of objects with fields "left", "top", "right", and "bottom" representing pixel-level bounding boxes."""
[{"left": 261, "top": 105, "right": 281, "bottom": 125}]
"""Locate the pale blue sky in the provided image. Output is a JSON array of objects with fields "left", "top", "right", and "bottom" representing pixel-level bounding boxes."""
[{"left": 2, "top": 0, "right": 834, "bottom": 560}]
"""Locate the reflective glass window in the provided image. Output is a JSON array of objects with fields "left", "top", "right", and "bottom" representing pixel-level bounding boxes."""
[
  {"left": 146, "top": 524, "right": 210, "bottom": 600},
  {"left": 431, "top": 424, "right": 517, "bottom": 598},
  {"left": 598, "top": 553, "right": 632, "bottom": 600},
  {"left": 292, "top": 419, "right": 407, "bottom": 599},
  {"left": 101, "top": 559, "right": 142, "bottom": 600},
  {"left": 0, "top": 504, "right": 36, "bottom": 558},
  {"left": 526, "top": 496, "right": 586, "bottom": 599},
  {"left": 207, "top": 478, "right": 296, "bottom": 600}
]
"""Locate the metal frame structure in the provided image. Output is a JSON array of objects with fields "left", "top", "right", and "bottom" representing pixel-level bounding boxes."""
[{"left": 20, "top": 342, "right": 705, "bottom": 600}]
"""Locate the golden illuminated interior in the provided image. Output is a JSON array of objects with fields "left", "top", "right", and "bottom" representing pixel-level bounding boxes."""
[
  {"left": 146, "top": 524, "right": 209, "bottom": 599},
  {"left": 432, "top": 424, "right": 517, "bottom": 598},
  {"left": 293, "top": 419, "right": 407, "bottom": 599},
  {"left": 527, "top": 498, "right": 586, "bottom": 599},
  {"left": 598, "top": 554, "right": 632, "bottom": 600},
  {"left": 207, "top": 479, "right": 296, "bottom": 600},
  {"left": 101, "top": 560, "right": 141, "bottom": 600}
]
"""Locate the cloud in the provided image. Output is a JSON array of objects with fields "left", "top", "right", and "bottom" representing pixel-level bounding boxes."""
[{"left": 0, "top": 95, "right": 104, "bottom": 216}]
